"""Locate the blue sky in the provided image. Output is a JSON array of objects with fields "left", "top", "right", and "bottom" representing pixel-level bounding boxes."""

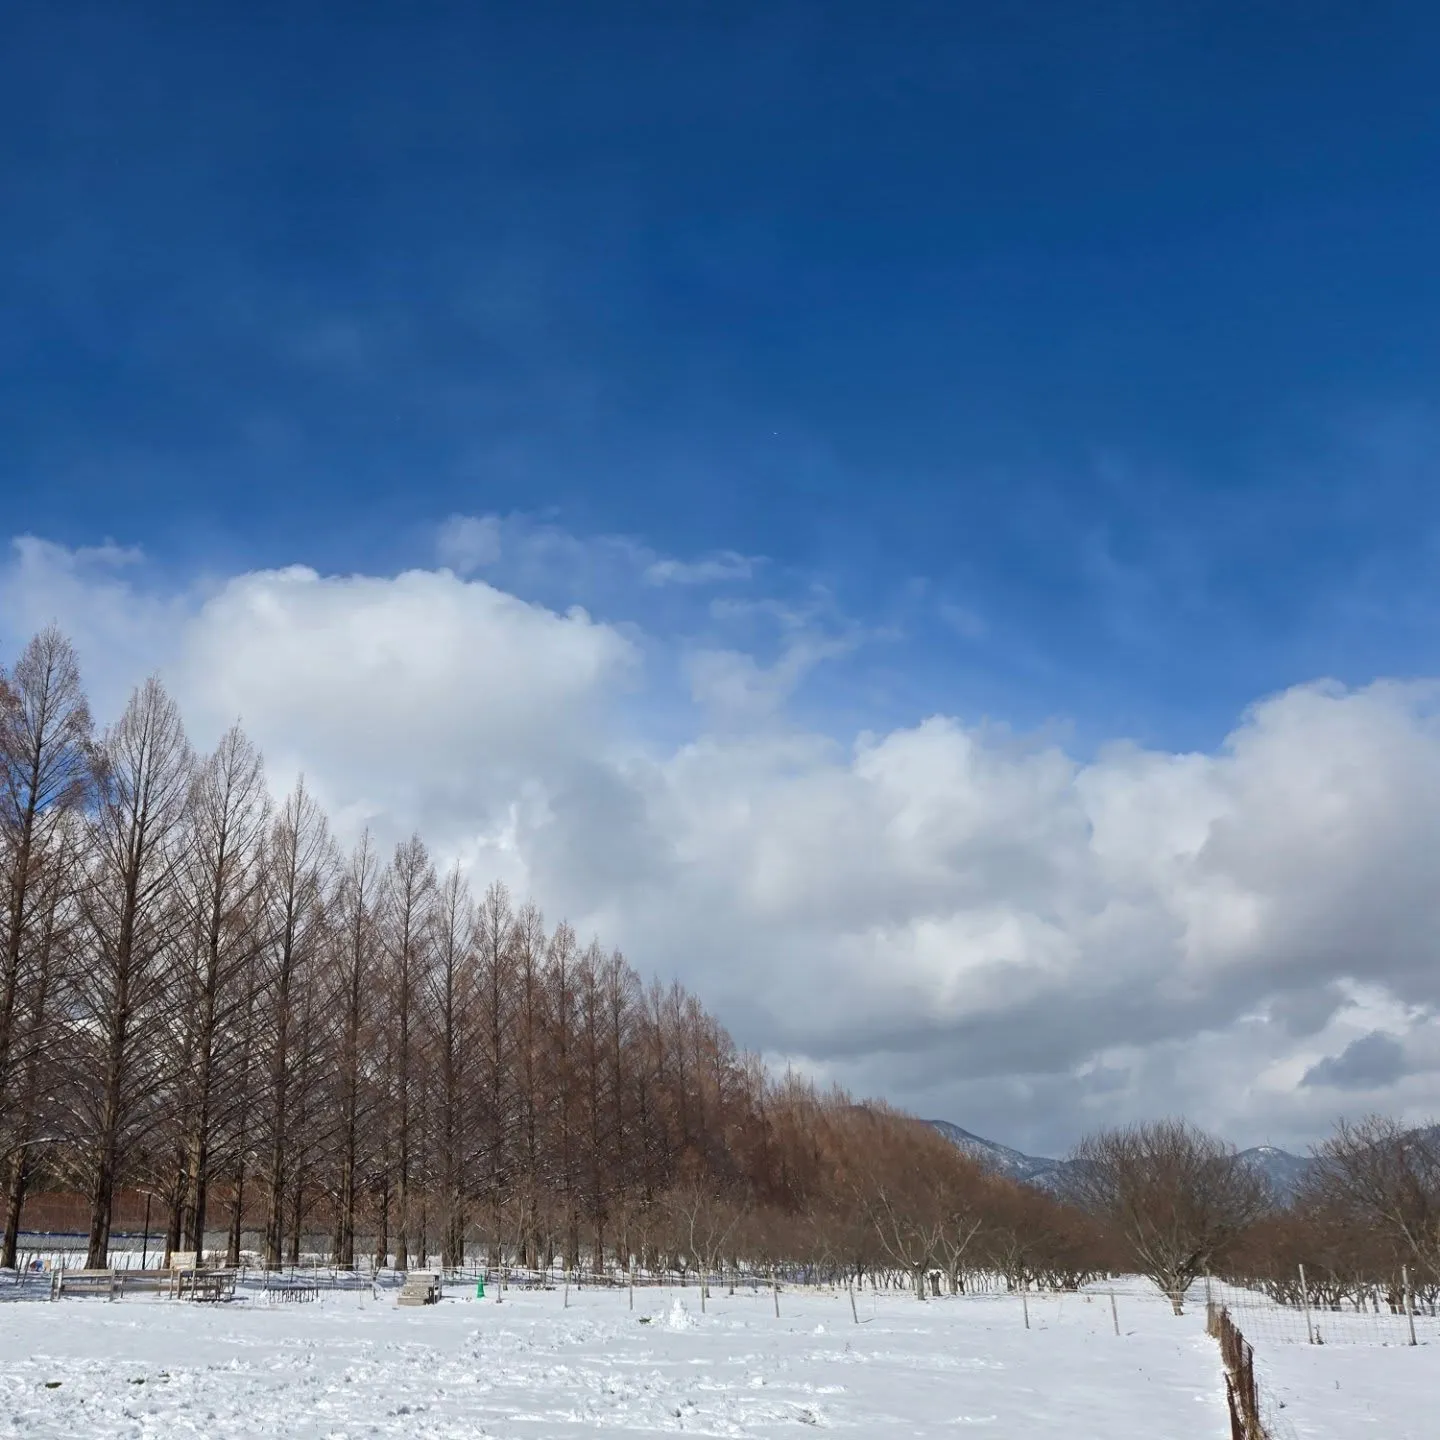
[{"left": 7, "top": 3, "right": 1440, "bottom": 755}]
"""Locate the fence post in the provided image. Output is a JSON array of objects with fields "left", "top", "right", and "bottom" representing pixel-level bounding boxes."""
[
  {"left": 1241, "top": 1335, "right": 1257, "bottom": 1429},
  {"left": 849, "top": 1277, "right": 859, "bottom": 1325},
  {"left": 1402, "top": 1265, "right": 1418, "bottom": 1347},
  {"left": 1298, "top": 1263, "right": 1315, "bottom": 1345},
  {"left": 1022, "top": 1288, "right": 1030, "bottom": 1330},
  {"left": 1223, "top": 1374, "right": 1244, "bottom": 1440},
  {"left": 1109, "top": 1289, "right": 1119, "bottom": 1336},
  {"left": 1210, "top": 1304, "right": 1266, "bottom": 1440}
]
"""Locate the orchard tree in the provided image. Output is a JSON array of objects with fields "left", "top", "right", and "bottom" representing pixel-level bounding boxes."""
[
  {"left": 1066, "top": 1119, "right": 1269, "bottom": 1312},
  {"left": 1308, "top": 1116, "right": 1440, "bottom": 1284}
]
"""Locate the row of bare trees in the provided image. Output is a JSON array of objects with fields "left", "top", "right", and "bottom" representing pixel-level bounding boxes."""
[
  {"left": 1, "top": 626, "right": 1091, "bottom": 1284},
  {"left": 647, "top": 1098, "right": 1112, "bottom": 1299},
  {"left": 6, "top": 627, "right": 1435, "bottom": 1304},
  {"left": 1063, "top": 1117, "right": 1440, "bottom": 1312},
  {"left": 0, "top": 629, "right": 761, "bottom": 1269},
  {"left": 1225, "top": 1118, "right": 1440, "bottom": 1310}
]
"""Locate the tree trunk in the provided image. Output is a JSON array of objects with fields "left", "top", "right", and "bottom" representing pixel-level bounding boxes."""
[
  {"left": 85, "top": 1034, "right": 127, "bottom": 1268},
  {"left": 0, "top": 1148, "right": 32, "bottom": 1270},
  {"left": 227, "top": 1165, "right": 245, "bottom": 1267}
]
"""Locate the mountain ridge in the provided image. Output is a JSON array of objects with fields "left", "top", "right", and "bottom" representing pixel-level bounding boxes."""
[{"left": 925, "top": 1120, "right": 1313, "bottom": 1199}]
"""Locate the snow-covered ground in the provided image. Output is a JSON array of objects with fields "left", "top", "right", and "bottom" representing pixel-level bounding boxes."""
[
  {"left": 1201, "top": 1278, "right": 1439, "bottom": 1440},
  {"left": 0, "top": 1282, "right": 1230, "bottom": 1438},
  {"left": 1254, "top": 1340, "right": 1435, "bottom": 1440}
]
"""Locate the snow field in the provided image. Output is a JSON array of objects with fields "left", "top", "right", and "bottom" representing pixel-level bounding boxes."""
[
  {"left": 0, "top": 1283, "right": 1231, "bottom": 1438},
  {"left": 1248, "top": 1330, "right": 1436, "bottom": 1440},
  {"left": 1195, "top": 1279, "right": 1439, "bottom": 1439}
]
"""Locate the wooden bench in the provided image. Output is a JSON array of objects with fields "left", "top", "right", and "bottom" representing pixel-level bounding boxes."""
[
  {"left": 52, "top": 1268, "right": 119, "bottom": 1300},
  {"left": 113, "top": 1268, "right": 172, "bottom": 1295},
  {"left": 397, "top": 1271, "right": 442, "bottom": 1306}
]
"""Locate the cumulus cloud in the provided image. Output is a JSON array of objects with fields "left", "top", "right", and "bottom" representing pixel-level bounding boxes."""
[
  {"left": 7, "top": 530, "right": 1440, "bottom": 1154},
  {"left": 1, "top": 536, "right": 636, "bottom": 866},
  {"left": 179, "top": 565, "right": 636, "bottom": 839}
]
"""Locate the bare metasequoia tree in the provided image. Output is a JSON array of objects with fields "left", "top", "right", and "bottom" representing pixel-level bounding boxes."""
[
  {"left": 0, "top": 630, "right": 93, "bottom": 1151},
  {"left": 72, "top": 677, "right": 192, "bottom": 1268},
  {"left": 601, "top": 949, "right": 638, "bottom": 1263},
  {"left": 257, "top": 778, "right": 335, "bottom": 1267},
  {"left": 473, "top": 880, "right": 515, "bottom": 1264},
  {"left": 511, "top": 901, "right": 547, "bottom": 1266},
  {"left": 380, "top": 835, "right": 435, "bottom": 1270},
  {"left": 546, "top": 920, "right": 581, "bottom": 1270},
  {"left": 575, "top": 941, "right": 612, "bottom": 1273},
  {"left": 329, "top": 830, "right": 382, "bottom": 1269},
  {"left": 0, "top": 630, "right": 93, "bottom": 1267},
  {"left": 427, "top": 865, "right": 476, "bottom": 1269},
  {"left": 173, "top": 725, "right": 270, "bottom": 1254},
  {"left": 0, "top": 816, "right": 82, "bottom": 1268},
  {"left": 1066, "top": 1119, "right": 1270, "bottom": 1312}
]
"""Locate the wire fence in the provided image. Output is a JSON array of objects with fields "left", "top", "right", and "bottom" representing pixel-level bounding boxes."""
[
  {"left": 8, "top": 1240, "right": 1436, "bottom": 1360},
  {"left": 0, "top": 1239, "right": 830, "bottom": 1309},
  {"left": 1207, "top": 1300, "right": 1273, "bottom": 1440},
  {"left": 1207, "top": 1273, "right": 1435, "bottom": 1348}
]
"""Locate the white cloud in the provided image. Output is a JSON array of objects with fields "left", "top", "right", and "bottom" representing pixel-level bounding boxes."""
[
  {"left": 1, "top": 537, "right": 636, "bottom": 867},
  {"left": 8, "top": 531, "right": 1440, "bottom": 1155},
  {"left": 436, "top": 514, "right": 505, "bottom": 575},
  {"left": 643, "top": 551, "right": 755, "bottom": 586},
  {"left": 435, "top": 512, "right": 757, "bottom": 598},
  {"left": 685, "top": 631, "right": 858, "bottom": 721},
  {"left": 0, "top": 536, "right": 190, "bottom": 719}
]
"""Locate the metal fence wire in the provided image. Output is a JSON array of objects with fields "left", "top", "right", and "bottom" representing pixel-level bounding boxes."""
[{"left": 1206, "top": 1272, "right": 1432, "bottom": 1347}]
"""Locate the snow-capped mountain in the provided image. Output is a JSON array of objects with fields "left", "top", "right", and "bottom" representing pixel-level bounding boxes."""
[
  {"left": 925, "top": 1120, "right": 1065, "bottom": 1186},
  {"left": 927, "top": 1120, "right": 1314, "bottom": 1200},
  {"left": 1237, "top": 1144, "right": 1312, "bottom": 1199}
]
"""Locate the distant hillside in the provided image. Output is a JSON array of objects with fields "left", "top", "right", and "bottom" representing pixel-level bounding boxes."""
[
  {"left": 924, "top": 1120, "right": 1064, "bottom": 1186},
  {"left": 927, "top": 1120, "right": 1314, "bottom": 1201},
  {"left": 1237, "top": 1144, "right": 1312, "bottom": 1199}
]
